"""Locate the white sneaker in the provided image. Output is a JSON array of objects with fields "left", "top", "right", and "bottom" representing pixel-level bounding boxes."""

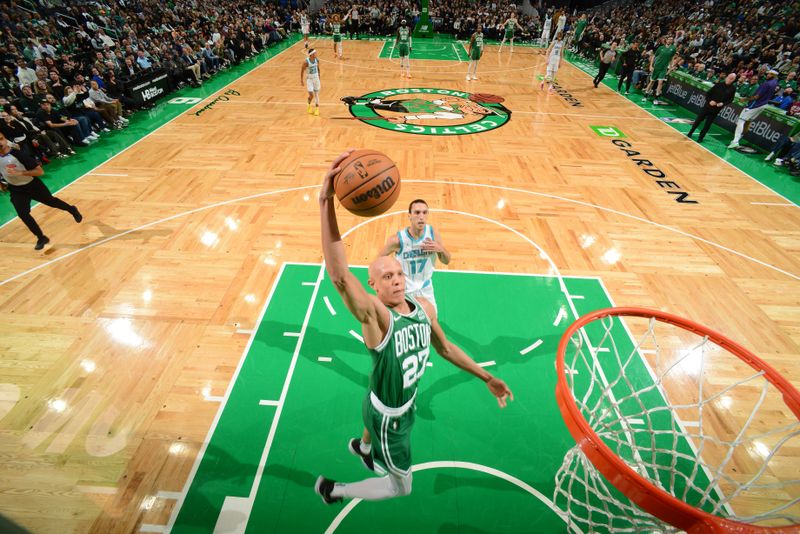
[
  {"left": 466, "top": 75, "right": 471, "bottom": 81},
  {"left": 727, "top": 142, "right": 740, "bottom": 149},
  {"left": 88, "top": 133, "right": 99, "bottom": 139},
  {"left": 774, "top": 158, "right": 784, "bottom": 166},
  {"left": 765, "top": 152, "right": 775, "bottom": 161}
]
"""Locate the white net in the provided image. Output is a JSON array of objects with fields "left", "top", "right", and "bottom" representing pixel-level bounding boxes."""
[{"left": 554, "top": 313, "right": 800, "bottom": 533}]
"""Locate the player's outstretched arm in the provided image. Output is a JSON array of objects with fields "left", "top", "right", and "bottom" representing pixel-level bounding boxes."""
[
  {"left": 419, "top": 298, "right": 513, "bottom": 408},
  {"left": 319, "top": 151, "right": 384, "bottom": 333},
  {"left": 378, "top": 234, "right": 400, "bottom": 257}
]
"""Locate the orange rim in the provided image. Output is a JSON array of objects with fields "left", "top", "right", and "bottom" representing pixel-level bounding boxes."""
[{"left": 555, "top": 307, "right": 800, "bottom": 533}]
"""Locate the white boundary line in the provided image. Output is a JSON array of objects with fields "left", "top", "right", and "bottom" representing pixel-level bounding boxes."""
[
  {"left": 324, "top": 461, "right": 582, "bottom": 534},
  {"left": 3, "top": 180, "right": 797, "bottom": 286},
  {"left": 323, "top": 295, "right": 337, "bottom": 316},
  {"left": 231, "top": 262, "right": 326, "bottom": 525},
  {"left": 348, "top": 329, "right": 364, "bottom": 343},
  {"left": 563, "top": 55, "right": 798, "bottom": 208},
  {"left": 520, "top": 339, "right": 543, "bottom": 355},
  {"left": 164, "top": 262, "right": 288, "bottom": 532},
  {"left": 0, "top": 39, "right": 304, "bottom": 233},
  {"left": 2, "top": 179, "right": 797, "bottom": 287}
]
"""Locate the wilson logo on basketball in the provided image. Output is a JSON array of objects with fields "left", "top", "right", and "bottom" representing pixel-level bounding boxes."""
[
  {"left": 340, "top": 88, "right": 511, "bottom": 136},
  {"left": 351, "top": 175, "right": 396, "bottom": 205}
]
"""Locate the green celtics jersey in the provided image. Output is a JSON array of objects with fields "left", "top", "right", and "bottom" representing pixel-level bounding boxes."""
[
  {"left": 471, "top": 31, "right": 484, "bottom": 60},
  {"left": 397, "top": 27, "right": 410, "bottom": 44},
  {"left": 369, "top": 297, "right": 432, "bottom": 408},
  {"left": 653, "top": 44, "right": 676, "bottom": 71},
  {"left": 574, "top": 18, "right": 587, "bottom": 38},
  {"left": 332, "top": 23, "right": 341, "bottom": 36},
  {"left": 505, "top": 20, "right": 515, "bottom": 32}
]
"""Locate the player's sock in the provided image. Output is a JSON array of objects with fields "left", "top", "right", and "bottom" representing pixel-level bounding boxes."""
[
  {"left": 359, "top": 440, "right": 371, "bottom": 454},
  {"left": 332, "top": 473, "right": 411, "bottom": 500}
]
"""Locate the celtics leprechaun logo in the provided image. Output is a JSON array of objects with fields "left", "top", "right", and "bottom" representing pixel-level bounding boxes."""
[{"left": 341, "top": 88, "right": 511, "bottom": 135}]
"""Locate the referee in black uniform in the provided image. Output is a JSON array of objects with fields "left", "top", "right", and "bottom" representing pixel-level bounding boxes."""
[
  {"left": 0, "top": 131, "right": 82, "bottom": 250},
  {"left": 687, "top": 73, "right": 737, "bottom": 143},
  {"left": 617, "top": 41, "right": 641, "bottom": 95}
]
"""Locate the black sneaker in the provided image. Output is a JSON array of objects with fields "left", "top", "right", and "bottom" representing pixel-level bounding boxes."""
[
  {"left": 314, "top": 476, "right": 342, "bottom": 505},
  {"left": 70, "top": 206, "right": 82, "bottom": 223},
  {"left": 35, "top": 236, "right": 50, "bottom": 250},
  {"left": 348, "top": 439, "right": 374, "bottom": 472},
  {"left": 340, "top": 96, "right": 357, "bottom": 105}
]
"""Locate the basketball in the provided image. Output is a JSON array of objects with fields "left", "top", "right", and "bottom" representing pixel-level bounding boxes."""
[
  {"left": 470, "top": 93, "right": 505, "bottom": 104},
  {"left": 334, "top": 149, "right": 401, "bottom": 217}
]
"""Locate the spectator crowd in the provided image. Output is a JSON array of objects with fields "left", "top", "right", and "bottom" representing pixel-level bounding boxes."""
[
  {"left": 1, "top": 0, "right": 296, "bottom": 166},
  {"left": 3, "top": 0, "right": 798, "bottom": 172}
]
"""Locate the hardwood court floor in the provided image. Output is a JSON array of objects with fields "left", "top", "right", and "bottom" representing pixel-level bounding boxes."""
[{"left": 0, "top": 37, "right": 798, "bottom": 533}]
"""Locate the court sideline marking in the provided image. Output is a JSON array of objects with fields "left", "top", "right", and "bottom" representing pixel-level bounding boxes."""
[
  {"left": 168, "top": 206, "right": 587, "bottom": 532},
  {"left": 2, "top": 179, "right": 797, "bottom": 288},
  {"left": 324, "top": 461, "right": 582, "bottom": 533},
  {"left": 0, "top": 38, "right": 305, "bottom": 233},
  {"left": 168, "top": 206, "right": 711, "bottom": 531}
]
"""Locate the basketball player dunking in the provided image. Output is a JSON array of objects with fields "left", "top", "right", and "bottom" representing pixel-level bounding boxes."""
[
  {"left": 314, "top": 151, "right": 512, "bottom": 505},
  {"left": 344, "top": 198, "right": 451, "bottom": 469}
]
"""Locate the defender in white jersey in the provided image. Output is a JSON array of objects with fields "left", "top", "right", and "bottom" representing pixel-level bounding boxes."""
[
  {"left": 300, "top": 48, "right": 321, "bottom": 115},
  {"left": 555, "top": 11, "right": 567, "bottom": 35},
  {"left": 542, "top": 31, "right": 565, "bottom": 91},
  {"left": 540, "top": 14, "right": 553, "bottom": 47},
  {"left": 378, "top": 199, "right": 451, "bottom": 311},
  {"left": 300, "top": 11, "right": 310, "bottom": 48}
]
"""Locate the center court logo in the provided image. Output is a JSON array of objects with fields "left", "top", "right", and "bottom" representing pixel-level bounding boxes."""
[{"left": 341, "top": 88, "right": 511, "bottom": 135}]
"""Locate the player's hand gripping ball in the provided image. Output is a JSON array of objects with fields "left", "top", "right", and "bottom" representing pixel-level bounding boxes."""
[{"left": 334, "top": 149, "right": 401, "bottom": 217}]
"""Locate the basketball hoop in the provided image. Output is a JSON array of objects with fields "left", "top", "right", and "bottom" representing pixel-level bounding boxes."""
[{"left": 554, "top": 307, "right": 800, "bottom": 533}]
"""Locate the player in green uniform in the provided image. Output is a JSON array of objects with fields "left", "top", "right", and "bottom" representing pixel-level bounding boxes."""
[
  {"left": 643, "top": 35, "right": 677, "bottom": 105},
  {"left": 498, "top": 15, "right": 523, "bottom": 52},
  {"left": 331, "top": 14, "right": 344, "bottom": 59},
  {"left": 467, "top": 25, "right": 485, "bottom": 81},
  {"left": 571, "top": 14, "right": 588, "bottom": 52},
  {"left": 315, "top": 150, "right": 513, "bottom": 504},
  {"left": 395, "top": 19, "right": 413, "bottom": 78}
]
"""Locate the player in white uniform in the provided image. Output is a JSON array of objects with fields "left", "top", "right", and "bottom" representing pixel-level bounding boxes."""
[
  {"left": 542, "top": 31, "right": 564, "bottom": 91},
  {"left": 300, "top": 11, "right": 311, "bottom": 49},
  {"left": 555, "top": 11, "right": 567, "bottom": 36},
  {"left": 378, "top": 199, "right": 450, "bottom": 311},
  {"left": 301, "top": 48, "right": 321, "bottom": 116},
  {"left": 540, "top": 13, "right": 552, "bottom": 48}
]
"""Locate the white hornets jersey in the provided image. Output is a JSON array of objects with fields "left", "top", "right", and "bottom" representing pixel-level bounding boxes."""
[{"left": 397, "top": 225, "right": 437, "bottom": 293}]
